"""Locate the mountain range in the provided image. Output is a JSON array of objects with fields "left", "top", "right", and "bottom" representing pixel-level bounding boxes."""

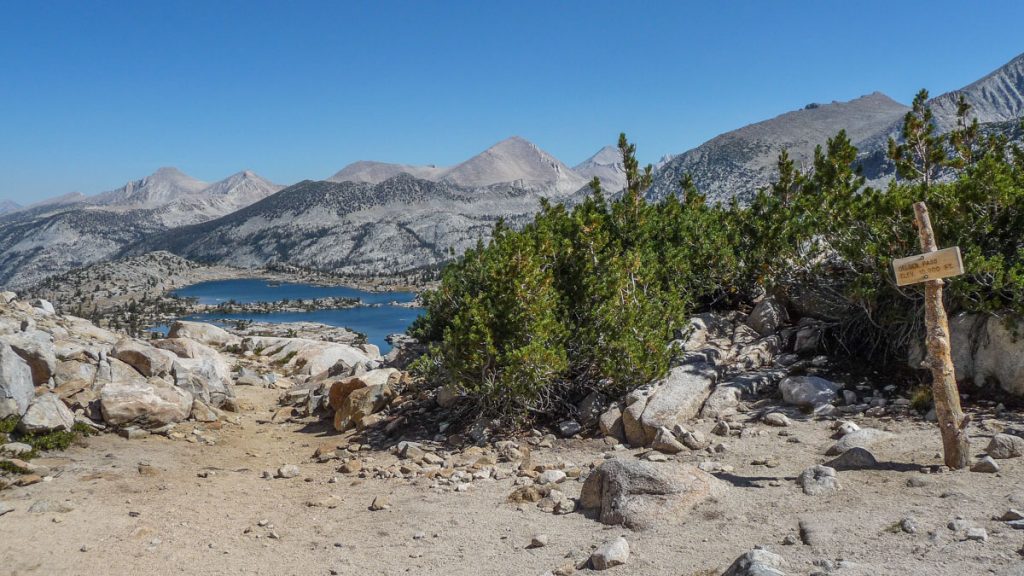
[{"left": 1, "top": 52, "right": 1022, "bottom": 290}]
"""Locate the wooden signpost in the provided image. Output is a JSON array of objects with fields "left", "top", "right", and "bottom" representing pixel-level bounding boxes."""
[{"left": 894, "top": 202, "right": 970, "bottom": 469}]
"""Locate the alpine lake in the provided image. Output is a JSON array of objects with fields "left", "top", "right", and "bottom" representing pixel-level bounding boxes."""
[{"left": 163, "top": 278, "right": 422, "bottom": 353}]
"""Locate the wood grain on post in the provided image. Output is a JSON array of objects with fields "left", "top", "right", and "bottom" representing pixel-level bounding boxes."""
[{"left": 913, "top": 201, "right": 970, "bottom": 469}]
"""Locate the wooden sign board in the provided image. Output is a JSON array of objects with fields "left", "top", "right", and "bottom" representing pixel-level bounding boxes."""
[{"left": 893, "top": 246, "right": 965, "bottom": 286}]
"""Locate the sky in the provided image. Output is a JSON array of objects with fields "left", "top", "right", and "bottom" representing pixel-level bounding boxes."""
[{"left": 1, "top": 1, "right": 1022, "bottom": 204}]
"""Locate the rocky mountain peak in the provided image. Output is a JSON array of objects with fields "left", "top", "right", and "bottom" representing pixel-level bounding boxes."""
[
  {"left": 442, "top": 136, "right": 588, "bottom": 193},
  {"left": 574, "top": 145, "right": 627, "bottom": 192}
]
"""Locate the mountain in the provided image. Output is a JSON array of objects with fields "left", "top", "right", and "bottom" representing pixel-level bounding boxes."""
[
  {"left": 441, "top": 136, "right": 588, "bottom": 193},
  {"left": 328, "top": 161, "right": 447, "bottom": 184},
  {"left": 0, "top": 200, "right": 19, "bottom": 215},
  {"left": 137, "top": 173, "right": 558, "bottom": 277},
  {"left": 574, "top": 145, "right": 627, "bottom": 193},
  {"left": 0, "top": 168, "right": 283, "bottom": 289},
  {"left": 156, "top": 170, "right": 284, "bottom": 227},
  {"left": 89, "top": 167, "right": 209, "bottom": 208},
  {"left": 929, "top": 53, "right": 1024, "bottom": 131},
  {"left": 329, "top": 136, "right": 589, "bottom": 195},
  {"left": 648, "top": 92, "right": 911, "bottom": 203}
]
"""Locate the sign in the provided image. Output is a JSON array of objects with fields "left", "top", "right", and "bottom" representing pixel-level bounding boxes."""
[{"left": 893, "top": 246, "right": 965, "bottom": 286}]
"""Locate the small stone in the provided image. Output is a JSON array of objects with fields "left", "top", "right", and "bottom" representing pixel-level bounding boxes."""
[
  {"left": 782, "top": 534, "right": 799, "bottom": 545},
  {"left": 965, "top": 527, "right": 988, "bottom": 542},
  {"left": 537, "top": 470, "right": 567, "bottom": 485},
  {"left": 998, "top": 509, "right": 1024, "bottom": 522},
  {"left": 557, "top": 420, "right": 581, "bottom": 438},
  {"left": 651, "top": 426, "right": 686, "bottom": 454},
  {"left": 527, "top": 534, "right": 549, "bottom": 549},
  {"left": 948, "top": 517, "right": 969, "bottom": 531},
  {"left": 971, "top": 456, "right": 1000, "bottom": 473},
  {"left": 590, "top": 537, "right": 629, "bottom": 570},
  {"left": 763, "top": 412, "right": 791, "bottom": 427},
  {"left": 900, "top": 517, "right": 919, "bottom": 534},
  {"left": 275, "top": 464, "right": 300, "bottom": 479},
  {"left": 712, "top": 421, "right": 730, "bottom": 436},
  {"left": 369, "top": 495, "right": 390, "bottom": 511}
]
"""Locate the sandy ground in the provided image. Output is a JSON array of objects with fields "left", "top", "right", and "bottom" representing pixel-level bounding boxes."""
[{"left": 2, "top": 387, "right": 1024, "bottom": 576}]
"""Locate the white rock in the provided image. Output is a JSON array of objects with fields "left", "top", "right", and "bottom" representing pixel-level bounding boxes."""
[
  {"left": 0, "top": 342, "right": 34, "bottom": 418},
  {"left": 779, "top": 376, "right": 841, "bottom": 407},
  {"left": 17, "top": 393, "right": 75, "bottom": 434},
  {"left": 590, "top": 537, "right": 629, "bottom": 570}
]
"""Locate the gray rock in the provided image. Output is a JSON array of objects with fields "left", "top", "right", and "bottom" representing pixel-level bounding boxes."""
[
  {"left": 0, "top": 442, "right": 32, "bottom": 456},
  {"left": 746, "top": 296, "right": 789, "bottom": 337},
  {"left": 824, "top": 447, "right": 878, "bottom": 470},
  {"left": 100, "top": 373, "right": 193, "bottom": 428},
  {"left": 112, "top": 339, "right": 176, "bottom": 378},
  {"left": 579, "top": 459, "right": 725, "bottom": 530},
  {"left": 798, "top": 465, "right": 840, "bottom": 496},
  {"left": 966, "top": 527, "right": 988, "bottom": 542},
  {"left": 971, "top": 455, "right": 1000, "bottom": 473},
  {"left": 638, "top": 362, "right": 717, "bottom": 444},
  {"left": 167, "top": 321, "right": 240, "bottom": 349},
  {"left": 590, "top": 537, "right": 629, "bottom": 570},
  {"left": 6, "top": 331, "right": 56, "bottom": 386},
  {"left": 556, "top": 419, "right": 581, "bottom": 438},
  {"left": 276, "top": 464, "right": 301, "bottom": 479},
  {"left": 598, "top": 406, "right": 625, "bottom": 442},
  {"left": 722, "top": 548, "right": 787, "bottom": 576},
  {"left": 825, "top": 428, "right": 895, "bottom": 456},
  {"left": 537, "top": 470, "right": 566, "bottom": 485},
  {"left": 577, "top": 391, "right": 607, "bottom": 430},
  {"left": 986, "top": 434, "right": 1024, "bottom": 459},
  {"left": 17, "top": 393, "right": 75, "bottom": 434},
  {"left": 900, "top": 517, "right": 919, "bottom": 534},
  {"left": 527, "top": 534, "right": 548, "bottom": 549},
  {"left": 0, "top": 342, "right": 35, "bottom": 418},
  {"left": 31, "top": 299, "right": 55, "bottom": 315},
  {"left": 779, "top": 376, "right": 840, "bottom": 407},
  {"left": 763, "top": 412, "right": 791, "bottom": 427},
  {"left": 651, "top": 426, "right": 686, "bottom": 454}
]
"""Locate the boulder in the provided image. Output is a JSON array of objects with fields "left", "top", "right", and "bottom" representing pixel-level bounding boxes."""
[
  {"left": 31, "top": 299, "right": 55, "bottom": 315},
  {"left": 5, "top": 331, "right": 56, "bottom": 386},
  {"left": 746, "top": 296, "right": 788, "bottom": 337},
  {"left": 798, "top": 465, "right": 840, "bottom": 496},
  {"left": 112, "top": 339, "right": 176, "bottom": 377},
  {"left": 155, "top": 339, "right": 235, "bottom": 407},
  {"left": 579, "top": 459, "right": 726, "bottom": 530},
  {"left": 825, "top": 428, "right": 895, "bottom": 456},
  {"left": 333, "top": 382, "right": 396, "bottom": 432},
  {"left": 824, "top": 447, "right": 878, "bottom": 470},
  {"left": 577, "top": 391, "right": 608, "bottom": 430},
  {"left": 17, "top": 393, "right": 75, "bottom": 434},
  {"left": 328, "top": 368, "right": 399, "bottom": 410},
  {"left": 598, "top": 405, "right": 625, "bottom": 442},
  {"left": 54, "top": 359, "right": 97, "bottom": 389},
  {"left": 974, "top": 318, "right": 1024, "bottom": 396},
  {"left": 987, "top": 434, "right": 1024, "bottom": 459},
  {"left": 621, "top": 397, "right": 648, "bottom": 447},
  {"left": 100, "top": 376, "right": 193, "bottom": 428},
  {"left": 0, "top": 342, "right": 34, "bottom": 418},
  {"left": 651, "top": 426, "right": 686, "bottom": 454},
  {"left": 167, "top": 321, "right": 240, "bottom": 349},
  {"left": 722, "top": 549, "right": 787, "bottom": 576},
  {"left": 639, "top": 362, "right": 717, "bottom": 444},
  {"left": 382, "top": 334, "right": 424, "bottom": 370},
  {"left": 245, "top": 336, "right": 373, "bottom": 379},
  {"left": 779, "top": 376, "right": 840, "bottom": 407},
  {"left": 780, "top": 282, "right": 850, "bottom": 321}
]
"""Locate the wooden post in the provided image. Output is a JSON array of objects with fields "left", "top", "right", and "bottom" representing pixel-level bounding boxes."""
[{"left": 913, "top": 201, "right": 970, "bottom": 469}]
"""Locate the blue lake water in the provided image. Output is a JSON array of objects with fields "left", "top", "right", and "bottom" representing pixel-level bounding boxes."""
[{"left": 166, "top": 279, "right": 423, "bottom": 353}]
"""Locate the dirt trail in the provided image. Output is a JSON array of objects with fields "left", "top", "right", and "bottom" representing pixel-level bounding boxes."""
[{"left": 2, "top": 387, "right": 1023, "bottom": 576}]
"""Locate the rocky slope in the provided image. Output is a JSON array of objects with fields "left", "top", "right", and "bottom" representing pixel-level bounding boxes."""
[
  {"left": 574, "top": 145, "right": 627, "bottom": 193},
  {"left": 650, "top": 52, "right": 1024, "bottom": 203},
  {"left": 0, "top": 200, "right": 19, "bottom": 216},
  {"left": 136, "top": 174, "right": 552, "bottom": 277},
  {"left": 0, "top": 170, "right": 282, "bottom": 290},
  {"left": 647, "top": 92, "right": 911, "bottom": 203}
]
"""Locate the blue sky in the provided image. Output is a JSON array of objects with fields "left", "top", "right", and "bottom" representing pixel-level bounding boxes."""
[{"left": 1, "top": 1, "right": 1022, "bottom": 203}]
